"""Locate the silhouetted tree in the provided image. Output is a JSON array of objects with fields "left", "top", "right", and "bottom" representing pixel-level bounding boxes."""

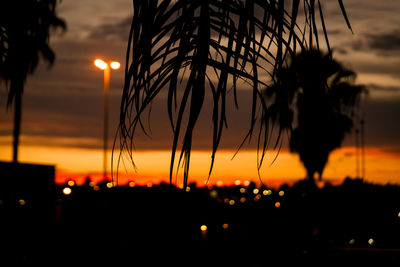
[
  {"left": 0, "top": 0, "right": 65, "bottom": 162},
  {"left": 266, "top": 49, "right": 366, "bottom": 183},
  {"left": 117, "top": 0, "right": 353, "bottom": 186}
]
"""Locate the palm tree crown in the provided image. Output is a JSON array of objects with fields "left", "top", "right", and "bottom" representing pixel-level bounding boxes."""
[
  {"left": 0, "top": 0, "right": 66, "bottom": 162},
  {"left": 266, "top": 49, "right": 367, "bottom": 182}
]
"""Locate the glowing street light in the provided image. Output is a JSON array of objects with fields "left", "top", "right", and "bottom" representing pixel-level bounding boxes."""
[
  {"left": 94, "top": 58, "right": 120, "bottom": 179},
  {"left": 110, "top": 61, "right": 121, "bottom": 70},
  {"left": 94, "top": 59, "right": 107, "bottom": 70}
]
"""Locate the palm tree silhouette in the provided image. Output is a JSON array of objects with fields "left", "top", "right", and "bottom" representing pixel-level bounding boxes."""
[
  {"left": 266, "top": 49, "right": 366, "bottom": 183},
  {"left": 116, "top": 0, "right": 353, "bottom": 187},
  {"left": 0, "top": 0, "right": 65, "bottom": 162}
]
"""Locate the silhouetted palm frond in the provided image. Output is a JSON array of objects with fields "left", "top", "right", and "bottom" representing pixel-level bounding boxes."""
[{"left": 117, "top": 0, "right": 353, "bottom": 187}]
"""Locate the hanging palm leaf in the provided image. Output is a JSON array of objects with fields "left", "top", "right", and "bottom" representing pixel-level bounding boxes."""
[{"left": 116, "top": 0, "right": 353, "bottom": 187}]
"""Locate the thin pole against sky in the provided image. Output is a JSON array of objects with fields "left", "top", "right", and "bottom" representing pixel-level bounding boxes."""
[
  {"left": 103, "top": 65, "right": 110, "bottom": 180},
  {"left": 94, "top": 59, "right": 120, "bottom": 180}
]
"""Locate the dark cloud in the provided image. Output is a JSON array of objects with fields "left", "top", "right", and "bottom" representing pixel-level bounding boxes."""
[
  {"left": 0, "top": 89, "right": 122, "bottom": 142},
  {"left": 1, "top": 81, "right": 275, "bottom": 151},
  {"left": 121, "top": 88, "right": 265, "bottom": 151},
  {"left": 332, "top": 47, "right": 348, "bottom": 55},
  {"left": 346, "top": 30, "right": 400, "bottom": 57},
  {"left": 362, "top": 98, "right": 400, "bottom": 147},
  {"left": 88, "top": 16, "right": 131, "bottom": 42},
  {"left": 333, "top": 41, "right": 400, "bottom": 77},
  {"left": 7, "top": 76, "right": 400, "bottom": 154},
  {"left": 365, "top": 30, "right": 400, "bottom": 51},
  {"left": 367, "top": 83, "right": 400, "bottom": 92},
  {"left": 349, "top": 39, "right": 364, "bottom": 51}
]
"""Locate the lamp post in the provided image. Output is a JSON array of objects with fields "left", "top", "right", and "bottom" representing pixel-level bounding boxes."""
[{"left": 94, "top": 58, "right": 120, "bottom": 179}]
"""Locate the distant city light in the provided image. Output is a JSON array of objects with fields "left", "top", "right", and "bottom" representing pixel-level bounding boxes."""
[
  {"left": 349, "top": 238, "right": 355, "bottom": 245},
  {"left": 63, "top": 187, "right": 72, "bottom": 195},
  {"left": 253, "top": 188, "right": 259, "bottom": 194},
  {"left": 368, "top": 238, "right": 375, "bottom": 245},
  {"left": 210, "top": 190, "right": 218, "bottom": 198},
  {"left": 239, "top": 188, "right": 246, "bottom": 194},
  {"left": 217, "top": 180, "right": 223, "bottom": 187},
  {"left": 316, "top": 181, "right": 325, "bottom": 189},
  {"left": 200, "top": 225, "right": 207, "bottom": 232},
  {"left": 244, "top": 180, "right": 250, "bottom": 186},
  {"left": 106, "top": 182, "right": 114, "bottom": 188},
  {"left": 275, "top": 201, "right": 281, "bottom": 208},
  {"left": 19, "top": 199, "right": 26, "bottom": 206},
  {"left": 67, "top": 180, "right": 75, "bottom": 187},
  {"left": 222, "top": 223, "right": 229, "bottom": 229},
  {"left": 129, "top": 181, "right": 136, "bottom": 187},
  {"left": 234, "top": 180, "right": 241, "bottom": 186},
  {"left": 263, "top": 190, "right": 272, "bottom": 196},
  {"left": 278, "top": 190, "right": 285, "bottom": 197},
  {"left": 240, "top": 197, "right": 246, "bottom": 203},
  {"left": 229, "top": 199, "right": 235, "bottom": 205}
]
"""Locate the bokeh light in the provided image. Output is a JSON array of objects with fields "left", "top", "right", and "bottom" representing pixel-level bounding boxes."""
[{"left": 63, "top": 187, "right": 72, "bottom": 195}]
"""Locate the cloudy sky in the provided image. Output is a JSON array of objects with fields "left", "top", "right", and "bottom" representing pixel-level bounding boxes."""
[{"left": 1, "top": 0, "right": 400, "bottom": 186}]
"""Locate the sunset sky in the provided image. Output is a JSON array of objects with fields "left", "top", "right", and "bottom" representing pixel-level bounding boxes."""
[{"left": 1, "top": 0, "right": 400, "bottom": 187}]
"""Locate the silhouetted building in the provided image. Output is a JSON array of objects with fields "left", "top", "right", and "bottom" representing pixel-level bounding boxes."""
[{"left": 0, "top": 161, "right": 55, "bottom": 265}]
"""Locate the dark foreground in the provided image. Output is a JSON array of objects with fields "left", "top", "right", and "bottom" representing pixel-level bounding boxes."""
[{"left": 1, "top": 177, "right": 400, "bottom": 266}]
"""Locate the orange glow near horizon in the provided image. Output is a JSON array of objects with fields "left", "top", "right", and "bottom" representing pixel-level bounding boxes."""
[{"left": 1, "top": 143, "right": 400, "bottom": 187}]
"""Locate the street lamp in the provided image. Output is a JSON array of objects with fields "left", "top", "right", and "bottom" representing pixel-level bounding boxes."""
[{"left": 94, "top": 58, "right": 120, "bottom": 179}]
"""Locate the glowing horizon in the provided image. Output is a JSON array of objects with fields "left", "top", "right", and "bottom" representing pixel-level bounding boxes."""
[{"left": 1, "top": 142, "right": 399, "bottom": 187}]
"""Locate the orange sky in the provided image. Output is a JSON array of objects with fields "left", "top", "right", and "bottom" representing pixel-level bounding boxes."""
[{"left": 1, "top": 142, "right": 399, "bottom": 187}]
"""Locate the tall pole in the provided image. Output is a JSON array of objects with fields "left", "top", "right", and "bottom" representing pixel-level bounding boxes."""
[
  {"left": 94, "top": 58, "right": 120, "bottom": 180},
  {"left": 355, "top": 127, "right": 360, "bottom": 178},
  {"left": 361, "top": 117, "right": 365, "bottom": 180},
  {"left": 103, "top": 66, "right": 110, "bottom": 179},
  {"left": 12, "top": 80, "right": 23, "bottom": 163}
]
